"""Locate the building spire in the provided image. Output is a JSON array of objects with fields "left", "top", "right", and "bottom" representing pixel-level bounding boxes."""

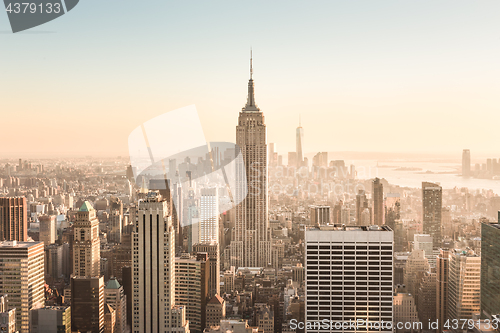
[
  {"left": 243, "top": 49, "right": 259, "bottom": 111},
  {"left": 250, "top": 48, "right": 253, "bottom": 80}
]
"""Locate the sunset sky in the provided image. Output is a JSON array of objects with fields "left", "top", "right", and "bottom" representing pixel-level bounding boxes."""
[{"left": 1, "top": 0, "right": 500, "bottom": 158}]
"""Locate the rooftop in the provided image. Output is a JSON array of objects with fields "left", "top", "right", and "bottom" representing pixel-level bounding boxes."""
[
  {"left": 307, "top": 225, "right": 392, "bottom": 232},
  {"left": 106, "top": 278, "right": 121, "bottom": 289},
  {"left": 79, "top": 201, "right": 94, "bottom": 212}
]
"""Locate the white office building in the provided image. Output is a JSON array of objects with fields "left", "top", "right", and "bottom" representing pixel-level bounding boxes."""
[
  {"left": 305, "top": 225, "right": 393, "bottom": 333},
  {"left": 199, "top": 188, "right": 219, "bottom": 244},
  {"left": 132, "top": 192, "right": 190, "bottom": 333}
]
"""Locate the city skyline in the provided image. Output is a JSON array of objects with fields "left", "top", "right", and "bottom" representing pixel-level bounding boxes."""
[{"left": 3, "top": 2, "right": 500, "bottom": 332}]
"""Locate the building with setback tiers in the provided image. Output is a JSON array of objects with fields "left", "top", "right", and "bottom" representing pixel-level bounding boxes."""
[{"left": 229, "top": 55, "right": 271, "bottom": 268}]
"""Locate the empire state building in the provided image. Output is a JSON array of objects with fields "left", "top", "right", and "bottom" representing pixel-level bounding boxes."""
[{"left": 229, "top": 55, "right": 271, "bottom": 268}]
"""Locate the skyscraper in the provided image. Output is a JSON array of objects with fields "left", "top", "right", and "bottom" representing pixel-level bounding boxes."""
[
  {"left": 175, "top": 253, "right": 209, "bottom": 333},
  {"left": 73, "top": 201, "right": 101, "bottom": 277},
  {"left": 462, "top": 149, "right": 471, "bottom": 177},
  {"left": 229, "top": 55, "right": 271, "bottom": 268},
  {"left": 105, "top": 278, "right": 127, "bottom": 333},
  {"left": 132, "top": 192, "right": 189, "bottom": 333},
  {"left": 71, "top": 276, "right": 105, "bottom": 332},
  {"left": 304, "top": 225, "right": 393, "bottom": 333},
  {"left": 0, "top": 197, "right": 27, "bottom": 241},
  {"left": 422, "top": 182, "right": 442, "bottom": 249},
  {"left": 309, "top": 205, "right": 330, "bottom": 226},
  {"left": 384, "top": 193, "right": 400, "bottom": 230},
  {"left": 436, "top": 249, "right": 450, "bottom": 332},
  {"left": 355, "top": 190, "right": 369, "bottom": 224},
  {"left": 372, "top": 178, "right": 384, "bottom": 226},
  {"left": 71, "top": 201, "right": 104, "bottom": 333},
  {"left": 193, "top": 242, "right": 220, "bottom": 298},
  {"left": 296, "top": 118, "right": 304, "bottom": 168},
  {"left": 0, "top": 241, "right": 45, "bottom": 333},
  {"left": 480, "top": 222, "right": 500, "bottom": 319},
  {"left": 448, "top": 249, "right": 481, "bottom": 320},
  {"left": 413, "top": 234, "right": 434, "bottom": 266},
  {"left": 39, "top": 215, "right": 56, "bottom": 246},
  {"left": 199, "top": 188, "right": 219, "bottom": 244}
]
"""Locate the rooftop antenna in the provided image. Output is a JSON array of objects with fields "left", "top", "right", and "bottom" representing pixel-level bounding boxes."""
[{"left": 250, "top": 48, "right": 253, "bottom": 80}]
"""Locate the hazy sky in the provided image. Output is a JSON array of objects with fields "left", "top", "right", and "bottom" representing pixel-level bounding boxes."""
[{"left": 1, "top": 1, "right": 500, "bottom": 158}]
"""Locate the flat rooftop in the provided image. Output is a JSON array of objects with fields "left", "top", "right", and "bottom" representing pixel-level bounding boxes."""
[
  {"left": 307, "top": 225, "right": 392, "bottom": 232},
  {"left": 0, "top": 241, "right": 43, "bottom": 248}
]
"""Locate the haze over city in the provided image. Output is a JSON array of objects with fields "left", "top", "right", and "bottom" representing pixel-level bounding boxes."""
[
  {"left": 2, "top": 0, "right": 500, "bottom": 157},
  {"left": 3, "top": 2, "right": 500, "bottom": 333}
]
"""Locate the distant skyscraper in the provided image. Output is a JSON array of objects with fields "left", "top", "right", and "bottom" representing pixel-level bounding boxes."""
[
  {"left": 356, "top": 190, "right": 369, "bottom": 224},
  {"left": 287, "top": 152, "right": 297, "bottom": 169},
  {"left": 305, "top": 225, "right": 393, "bottom": 332},
  {"left": 73, "top": 201, "right": 100, "bottom": 277},
  {"left": 384, "top": 193, "right": 400, "bottom": 230},
  {"left": 462, "top": 149, "right": 471, "bottom": 177},
  {"left": 229, "top": 55, "right": 271, "bottom": 268},
  {"left": 268, "top": 143, "right": 277, "bottom": 167},
  {"left": 436, "top": 248, "right": 450, "bottom": 332},
  {"left": 309, "top": 205, "right": 330, "bottom": 226},
  {"left": 296, "top": 118, "right": 304, "bottom": 168},
  {"left": 404, "top": 249, "right": 429, "bottom": 297},
  {"left": 422, "top": 182, "right": 442, "bottom": 249},
  {"left": 413, "top": 234, "right": 434, "bottom": 266},
  {"left": 199, "top": 188, "right": 219, "bottom": 244},
  {"left": 39, "top": 215, "right": 56, "bottom": 246},
  {"left": 373, "top": 178, "right": 384, "bottom": 226},
  {"left": 132, "top": 193, "right": 189, "bottom": 333},
  {"left": 480, "top": 222, "right": 500, "bottom": 319},
  {"left": 0, "top": 197, "right": 27, "bottom": 241},
  {"left": 0, "top": 241, "right": 45, "bottom": 333},
  {"left": 448, "top": 249, "right": 481, "bottom": 320}
]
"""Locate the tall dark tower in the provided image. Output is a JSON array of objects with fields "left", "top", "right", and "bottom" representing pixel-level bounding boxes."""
[
  {"left": 0, "top": 197, "right": 27, "bottom": 241},
  {"left": 373, "top": 178, "right": 384, "bottom": 226},
  {"left": 229, "top": 52, "right": 271, "bottom": 268},
  {"left": 422, "top": 182, "right": 442, "bottom": 249}
]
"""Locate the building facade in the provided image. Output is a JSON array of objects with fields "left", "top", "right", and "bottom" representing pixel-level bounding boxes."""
[
  {"left": 448, "top": 249, "right": 481, "bottom": 320},
  {"left": 372, "top": 178, "right": 384, "bottom": 226},
  {"left": 0, "top": 241, "right": 45, "bottom": 333},
  {"left": 0, "top": 197, "right": 27, "bottom": 241},
  {"left": 132, "top": 192, "right": 189, "bottom": 333},
  {"left": 229, "top": 57, "right": 271, "bottom": 268},
  {"left": 175, "top": 253, "right": 209, "bottom": 333},
  {"left": 73, "top": 201, "right": 101, "bottom": 277},
  {"left": 30, "top": 306, "right": 71, "bottom": 333},
  {"left": 422, "top": 182, "right": 442, "bottom": 249},
  {"left": 193, "top": 242, "right": 220, "bottom": 298},
  {"left": 305, "top": 225, "right": 393, "bottom": 333}
]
